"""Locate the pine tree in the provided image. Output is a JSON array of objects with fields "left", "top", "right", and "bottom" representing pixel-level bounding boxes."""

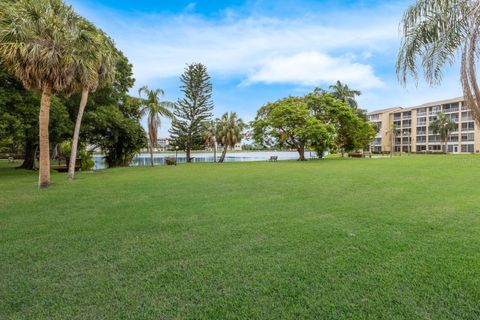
[{"left": 169, "top": 63, "right": 214, "bottom": 162}]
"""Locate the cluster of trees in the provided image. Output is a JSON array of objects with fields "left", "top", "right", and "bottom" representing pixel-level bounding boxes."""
[
  {"left": 169, "top": 63, "right": 246, "bottom": 162},
  {"left": 252, "top": 85, "right": 375, "bottom": 160},
  {"left": 0, "top": 0, "right": 146, "bottom": 187}
]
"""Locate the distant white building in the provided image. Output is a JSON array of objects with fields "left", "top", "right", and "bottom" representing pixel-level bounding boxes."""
[
  {"left": 208, "top": 143, "right": 242, "bottom": 151},
  {"left": 156, "top": 137, "right": 170, "bottom": 151},
  {"left": 144, "top": 136, "right": 171, "bottom": 152}
]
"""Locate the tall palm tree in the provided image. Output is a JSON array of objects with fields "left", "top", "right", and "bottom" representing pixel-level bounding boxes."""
[
  {"left": 138, "top": 86, "right": 174, "bottom": 166},
  {"left": 387, "top": 124, "right": 400, "bottom": 157},
  {"left": 0, "top": 0, "right": 78, "bottom": 188},
  {"left": 204, "top": 120, "right": 218, "bottom": 162},
  {"left": 429, "top": 112, "right": 457, "bottom": 153},
  {"left": 216, "top": 112, "right": 245, "bottom": 163},
  {"left": 329, "top": 80, "right": 362, "bottom": 109},
  {"left": 397, "top": 0, "right": 480, "bottom": 121},
  {"left": 67, "top": 18, "right": 117, "bottom": 181}
]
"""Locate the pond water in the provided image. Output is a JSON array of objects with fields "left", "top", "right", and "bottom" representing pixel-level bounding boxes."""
[{"left": 93, "top": 151, "right": 318, "bottom": 170}]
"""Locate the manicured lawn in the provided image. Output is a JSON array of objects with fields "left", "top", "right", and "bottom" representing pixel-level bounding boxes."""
[{"left": 1, "top": 155, "right": 480, "bottom": 319}]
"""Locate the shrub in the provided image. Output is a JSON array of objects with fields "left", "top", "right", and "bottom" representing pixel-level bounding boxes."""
[{"left": 165, "top": 157, "right": 176, "bottom": 165}]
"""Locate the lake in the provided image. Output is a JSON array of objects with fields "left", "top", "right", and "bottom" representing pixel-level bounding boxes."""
[{"left": 93, "top": 151, "right": 318, "bottom": 170}]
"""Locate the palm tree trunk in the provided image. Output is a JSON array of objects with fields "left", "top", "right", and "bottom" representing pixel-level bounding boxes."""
[
  {"left": 391, "top": 135, "right": 394, "bottom": 158},
  {"left": 219, "top": 146, "right": 228, "bottom": 163},
  {"left": 213, "top": 141, "right": 217, "bottom": 163},
  {"left": 149, "top": 144, "right": 154, "bottom": 166},
  {"left": 38, "top": 86, "right": 52, "bottom": 188},
  {"left": 68, "top": 88, "right": 89, "bottom": 180}
]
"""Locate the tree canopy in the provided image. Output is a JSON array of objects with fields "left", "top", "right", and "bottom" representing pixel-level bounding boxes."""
[{"left": 252, "top": 92, "right": 375, "bottom": 160}]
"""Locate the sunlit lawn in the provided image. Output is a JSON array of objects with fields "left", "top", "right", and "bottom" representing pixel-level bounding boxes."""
[{"left": 1, "top": 155, "right": 480, "bottom": 319}]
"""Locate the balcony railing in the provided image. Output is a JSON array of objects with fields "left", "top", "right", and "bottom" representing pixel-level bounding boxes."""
[{"left": 443, "top": 107, "right": 459, "bottom": 113}]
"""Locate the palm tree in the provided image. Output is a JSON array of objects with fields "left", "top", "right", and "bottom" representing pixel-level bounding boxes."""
[
  {"left": 429, "top": 112, "right": 457, "bottom": 153},
  {"left": 138, "top": 86, "right": 174, "bottom": 166},
  {"left": 0, "top": 0, "right": 78, "bottom": 188},
  {"left": 397, "top": 0, "right": 480, "bottom": 121},
  {"left": 67, "top": 19, "right": 117, "bottom": 181},
  {"left": 329, "top": 80, "right": 362, "bottom": 109},
  {"left": 204, "top": 120, "right": 218, "bottom": 162},
  {"left": 387, "top": 124, "right": 400, "bottom": 157},
  {"left": 216, "top": 112, "right": 245, "bottom": 163}
]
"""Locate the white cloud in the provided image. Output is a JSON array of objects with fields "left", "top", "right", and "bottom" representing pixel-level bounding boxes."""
[
  {"left": 245, "top": 51, "right": 384, "bottom": 88},
  {"left": 70, "top": 5, "right": 399, "bottom": 88}
]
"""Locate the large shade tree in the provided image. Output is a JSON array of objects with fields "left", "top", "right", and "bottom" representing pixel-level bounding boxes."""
[
  {"left": 252, "top": 96, "right": 335, "bottom": 161},
  {"left": 138, "top": 86, "right": 174, "bottom": 166},
  {"left": 67, "top": 19, "right": 117, "bottom": 180},
  {"left": 0, "top": 0, "right": 79, "bottom": 187},
  {"left": 306, "top": 92, "right": 375, "bottom": 157},
  {"left": 397, "top": 0, "right": 480, "bottom": 121},
  {"left": 216, "top": 112, "right": 245, "bottom": 163}
]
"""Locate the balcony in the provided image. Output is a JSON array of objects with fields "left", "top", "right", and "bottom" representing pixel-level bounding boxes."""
[{"left": 443, "top": 107, "right": 459, "bottom": 113}]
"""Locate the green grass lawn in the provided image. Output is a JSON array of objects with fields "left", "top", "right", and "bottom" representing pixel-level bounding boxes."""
[{"left": 2, "top": 155, "right": 480, "bottom": 319}]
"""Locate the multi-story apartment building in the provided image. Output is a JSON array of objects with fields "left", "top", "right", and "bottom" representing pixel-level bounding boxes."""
[{"left": 367, "top": 97, "right": 480, "bottom": 154}]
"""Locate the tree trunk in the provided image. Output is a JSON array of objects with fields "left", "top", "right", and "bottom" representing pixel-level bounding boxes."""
[
  {"left": 149, "top": 144, "right": 154, "bottom": 166},
  {"left": 17, "top": 139, "right": 36, "bottom": 170},
  {"left": 186, "top": 147, "right": 191, "bottom": 163},
  {"left": 297, "top": 146, "right": 306, "bottom": 161},
  {"left": 390, "top": 136, "right": 394, "bottom": 158},
  {"left": 213, "top": 140, "right": 217, "bottom": 163},
  {"left": 38, "top": 86, "right": 52, "bottom": 188},
  {"left": 68, "top": 88, "right": 89, "bottom": 180},
  {"left": 218, "top": 146, "right": 227, "bottom": 163}
]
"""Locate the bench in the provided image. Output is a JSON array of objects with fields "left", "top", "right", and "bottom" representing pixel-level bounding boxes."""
[
  {"left": 7, "top": 157, "right": 17, "bottom": 163},
  {"left": 268, "top": 156, "right": 278, "bottom": 162},
  {"left": 52, "top": 164, "right": 81, "bottom": 172},
  {"left": 348, "top": 152, "right": 364, "bottom": 158},
  {"left": 52, "top": 158, "right": 81, "bottom": 172}
]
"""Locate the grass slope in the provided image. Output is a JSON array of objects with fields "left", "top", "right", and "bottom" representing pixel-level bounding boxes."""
[{"left": 1, "top": 156, "right": 480, "bottom": 319}]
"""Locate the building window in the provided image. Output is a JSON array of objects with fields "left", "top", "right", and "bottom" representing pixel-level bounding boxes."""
[
  {"left": 462, "top": 122, "right": 475, "bottom": 131},
  {"left": 428, "top": 135, "right": 441, "bottom": 143},
  {"left": 461, "top": 144, "right": 474, "bottom": 153},
  {"left": 461, "top": 111, "right": 473, "bottom": 122},
  {"left": 416, "top": 135, "right": 426, "bottom": 143},
  {"left": 461, "top": 132, "right": 475, "bottom": 141},
  {"left": 444, "top": 103, "right": 459, "bottom": 113},
  {"left": 417, "top": 126, "right": 427, "bottom": 135},
  {"left": 428, "top": 145, "right": 442, "bottom": 151},
  {"left": 448, "top": 134, "right": 459, "bottom": 142},
  {"left": 417, "top": 117, "right": 427, "bottom": 125},
  {"left": 417, "top": 145, "right": 426, "bottom": 152},
  {"left": 417, "top": 108, "right": 427, "bottom": 116}
]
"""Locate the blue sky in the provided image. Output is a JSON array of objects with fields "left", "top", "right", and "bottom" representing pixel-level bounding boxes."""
[{"left": 67, "top": 0, "right": 462, "bottom": 136}]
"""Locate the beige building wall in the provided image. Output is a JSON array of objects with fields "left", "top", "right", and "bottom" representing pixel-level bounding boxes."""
[{"left": 368, "top": 97, "right": 480, "bottom": 154}]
